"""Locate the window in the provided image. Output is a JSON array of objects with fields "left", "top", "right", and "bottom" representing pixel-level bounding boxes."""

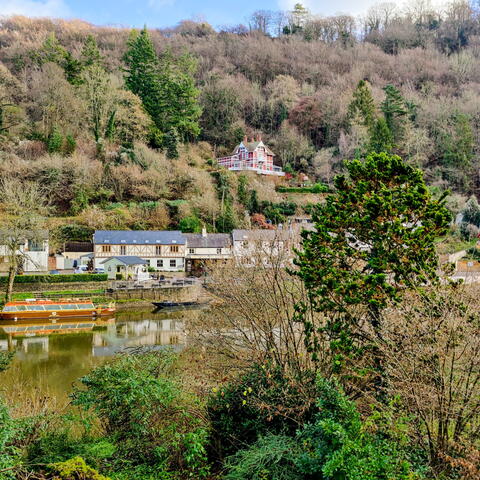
[
  {"left": 170, "top": 259, "right": 176, "bottom": 268},
  {"left": 217, "top": 248, "right": 222, "bottom": 254},
  {"left": 170, "top": 245, "right": 179, "bottom": 253},
  {"left": 189, "top": 248, "right": 195, "bottom": 254},
  {"left": 157, "top": 259, "right": 163, "bottom": 268},
  {"left": 102, "top": 245, "right": 111, "bottom": 253},
  {"left": 120, "top": 245, "right": 126, "bottom": 255},
  {"left": 155, "top": 246, "right": 162, "bottom": 255},
  {"left": 28, "top": 240, "right": 43, "bottom": 252},
  {"left": 44, "top": 305, "right": 62, "bottom": 311}
]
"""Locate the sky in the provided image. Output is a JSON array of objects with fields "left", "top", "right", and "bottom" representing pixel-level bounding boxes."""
[{"left": 0, "top": 0, "right": 398, "bottom": 28}]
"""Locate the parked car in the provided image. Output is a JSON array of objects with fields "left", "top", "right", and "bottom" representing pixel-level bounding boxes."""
[
  {"left": 93, "top": 267, "right": 105, "bottom": 274},
  {"left": 49, "top": 270, "right": 60, "bottom": 275},
  {"left": 74, "top": 265, "right": 88, "bottom": 274}
]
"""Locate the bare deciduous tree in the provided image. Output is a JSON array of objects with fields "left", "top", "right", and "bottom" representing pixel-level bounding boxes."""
[{"left": 0, "top": 179, "right": 49, "bottom": 301}]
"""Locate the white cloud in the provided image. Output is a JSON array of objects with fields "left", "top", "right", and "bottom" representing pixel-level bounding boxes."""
[{"left": 0, "top": 0, "right": 70, "bottom": 17}]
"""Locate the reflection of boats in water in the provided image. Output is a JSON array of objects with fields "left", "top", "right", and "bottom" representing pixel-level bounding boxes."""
[
  {"left": 0, "top": 318, "right": 115, "bottom": 337},
  {"left": 0, "top": 299, "right": 116, "bottom": 321}
]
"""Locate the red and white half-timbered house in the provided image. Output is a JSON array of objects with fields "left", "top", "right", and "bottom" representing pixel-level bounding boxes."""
[{"left": 217, "top": 137, "right": 285, "bottom": 176}]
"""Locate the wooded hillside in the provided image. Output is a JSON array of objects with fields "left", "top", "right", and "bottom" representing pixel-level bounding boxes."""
[{"left": 1, "top": 2, "right": 480, "bottom": 241}]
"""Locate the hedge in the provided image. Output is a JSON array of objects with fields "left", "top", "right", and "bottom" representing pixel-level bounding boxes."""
[
  {"left": 276, "top": 183, "right": 330, "bottom": 194},
  {"left": 0, "top": 274, "right": 108, "bottom": 284}
]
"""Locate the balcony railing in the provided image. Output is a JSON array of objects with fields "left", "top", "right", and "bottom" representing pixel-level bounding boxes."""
[{"left": 216, "top": 157, "right": 285, "bottom": 176}]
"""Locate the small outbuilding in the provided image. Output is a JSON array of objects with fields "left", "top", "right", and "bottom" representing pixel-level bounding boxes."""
[{"left": 101, "top": 256, "right": 148, "bottom": 280}]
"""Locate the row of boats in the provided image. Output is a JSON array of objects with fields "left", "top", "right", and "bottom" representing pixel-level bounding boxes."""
[
  {"left": 1, "top": 299, "right": 116, "bottom": 320},
  {"left": 1, "top": 299, "right": 205, "bottom": 321}
]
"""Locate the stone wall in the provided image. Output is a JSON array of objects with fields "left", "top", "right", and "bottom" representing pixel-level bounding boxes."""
[{"left": 107, "top": 284, "right": 204, "bottom": 302}]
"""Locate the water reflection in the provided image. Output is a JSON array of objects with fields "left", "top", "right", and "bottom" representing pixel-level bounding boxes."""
[{"left": 0, "top": 308, "right": 193, "bottom": 399}]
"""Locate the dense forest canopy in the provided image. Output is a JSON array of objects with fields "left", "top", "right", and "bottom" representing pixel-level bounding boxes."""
[{"left": 1, "top": 1, "right": 480, "bottom": 238}]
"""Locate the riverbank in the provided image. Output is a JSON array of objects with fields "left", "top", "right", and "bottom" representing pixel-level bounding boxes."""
[{"left": 1, "top": 283, "right": 212, "bottom": 310}]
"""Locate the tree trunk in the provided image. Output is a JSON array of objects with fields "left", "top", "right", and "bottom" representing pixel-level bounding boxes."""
[{"left": 5, "top": 265, "right": 15, "bottom": 302}]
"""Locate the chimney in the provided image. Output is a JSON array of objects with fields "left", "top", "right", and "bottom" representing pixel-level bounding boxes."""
[{"left": 202, "top": 225, "right": 207, "bottom": 238}]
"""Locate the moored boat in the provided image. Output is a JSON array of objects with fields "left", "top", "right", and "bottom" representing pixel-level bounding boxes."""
[
  {"left": 152, "top": 301, "right": 198, "bottom": 310},
  {"left": 0, "top": 298, "right": 116, "bottom": 320}
]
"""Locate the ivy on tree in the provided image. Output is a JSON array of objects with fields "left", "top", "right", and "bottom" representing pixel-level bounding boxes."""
[{"left": 293, "top": 152, "right": 451, "bottom": 366}]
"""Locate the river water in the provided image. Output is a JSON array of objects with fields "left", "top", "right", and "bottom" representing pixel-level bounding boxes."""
[{"left": 0, "top": 307, "right": 198, "bottom": 403}]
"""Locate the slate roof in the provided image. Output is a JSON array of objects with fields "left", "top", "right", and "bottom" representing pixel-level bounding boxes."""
[
  {"left": 184, "top": 233, "right": 231, "bottom": 249},
  {"left": 100, "top": 256, "right": 147, "bottom": 265},
  {"left": 94, "top": 230, "right": 186, "bottom": 245},
  {"left": 232, "top": 229, "right": 291, "bottom": 242},
  {"left": 232, "top": 141, "right": 275, "bottom": 156}
]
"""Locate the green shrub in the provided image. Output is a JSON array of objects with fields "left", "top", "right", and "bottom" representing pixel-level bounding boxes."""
[
  {"left": 55, "top": 224, "right": 94, "bottom": 242},
  {"left": 0, "top": 398, "right": 19, "bottom": 479},
  {"left": 71, "top": 351, "right": 209, "bottom": 477},
  {"left": 275, "top": 183, "right": 329, "bottom": 194},
  {"left": 224, "top": 434, "right": 302, "bottom": 480},
  {"left": 47, "top": 126, "right": 64, "bottom": 153},
  {"left": 224, "top": 378, "right": 424, "bottom": 480},
  {"left": 179, "top": 216, "right": 201, "bottom": 233},
  {"left": 0, "top": 274, "right": 108, "bottom": 284},
  {"left": 64, "top": 134, "right": 77, "bottom": 155},
  {"left": 48, "top": 456, "right": 110, "bottom": 480},
  {"left": 295, "top": 378, "right": 423, "bottom": 480},
  {"left": 207, "top": 364, "right": 318, "bottom": 460}
]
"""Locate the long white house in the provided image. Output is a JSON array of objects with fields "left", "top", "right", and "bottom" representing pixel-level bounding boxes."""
[{"left": 93, "top": 230, "right": 186, "bottom": 272}]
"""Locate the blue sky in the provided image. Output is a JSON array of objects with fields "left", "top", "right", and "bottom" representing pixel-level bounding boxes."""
[{"left": 0, "top": 0, "right": 389, "bottom": 28}]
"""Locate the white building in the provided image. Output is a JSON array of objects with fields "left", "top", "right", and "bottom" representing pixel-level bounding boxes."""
[
  {"left": 101, "top": 256, "right": 149, "bottom": 280},
  {"left": 0, "top": 235, "right": 49, "bottom": 273},
  {"left": 93, "top": 230, "right": 186, "bottom": 272},
  {"left": 184, "top": 227, "right": 232, "bottom": 274},
  {"left": 231, "top": 229, "right": 293, "bottom": 266}
]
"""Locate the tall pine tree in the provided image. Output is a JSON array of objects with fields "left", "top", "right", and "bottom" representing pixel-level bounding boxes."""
[
  {"left": 348, "top": 80, "right": 376, "bottom": 128},
  {"left": 123, "top": 27, "right": 201, "bottom": 152}
]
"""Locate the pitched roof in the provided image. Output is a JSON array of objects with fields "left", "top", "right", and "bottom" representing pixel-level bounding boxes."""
[
  {"left": 232, "top": 141, "right": 275, "bottom": 156},
  {"left": 184, "top": 233, "right": 231, "bottom": 248},
  {"left": 100, "top": 256, "right": 147, "bottom": 265},
  {"left": 94, "top": 230, "right": 185, "bottom": 245},
  {"left": 232, "top": 229, "right": 291, "bottom": 242}
]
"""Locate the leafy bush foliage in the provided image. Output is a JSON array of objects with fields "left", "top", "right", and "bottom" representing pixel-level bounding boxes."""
[
  {"left": 208, "top": 364, "right": 318, "bottom": 460},
  {"left": 71, "top": 351, "right": 209, "bottom": 477},
  {"left": 276, "top": 183, "right": 329, "bottom": 193},
  {"left": 0, "top": 273, "right": 107, "bottom": 284},
  {"left": 295, "top": 378, "right": 421, "bottom": 480},
  {"left": 224, "top": 434, "right": 302, "bottom": 480},
  {"left": 224, "top": 377, "right": 423, "bottom": 480},
  {"left": 48, "top": 456, "right": 110, "bottom": 480}
]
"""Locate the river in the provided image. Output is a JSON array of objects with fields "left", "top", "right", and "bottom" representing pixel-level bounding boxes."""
[{"left": 0, "top": 307, "right": 200, "bottom": 405}]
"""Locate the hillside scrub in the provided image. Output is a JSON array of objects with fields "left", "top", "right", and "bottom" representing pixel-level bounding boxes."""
[{"left": 2, "top": 8, "right": 480, "bottom": 235}]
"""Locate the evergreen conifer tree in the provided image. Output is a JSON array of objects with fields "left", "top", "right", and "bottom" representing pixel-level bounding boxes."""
[
  {"left": 294, "top": 152, "right": 451, "bottom": 375},
  {"left": 123, "top": 27, "right": 201, "bottom": 150},
  {"left": 381, "top": 84, "right": 408, "bottom": 138},
  {"left": 81, "top": 35, "right": 103, "bottom": 67},
  {"left": 348, "top": 80, "right": 376, "bottom": 128},
  {"left": 369, "top": 118, "right": 394, "bottom": 153}
]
